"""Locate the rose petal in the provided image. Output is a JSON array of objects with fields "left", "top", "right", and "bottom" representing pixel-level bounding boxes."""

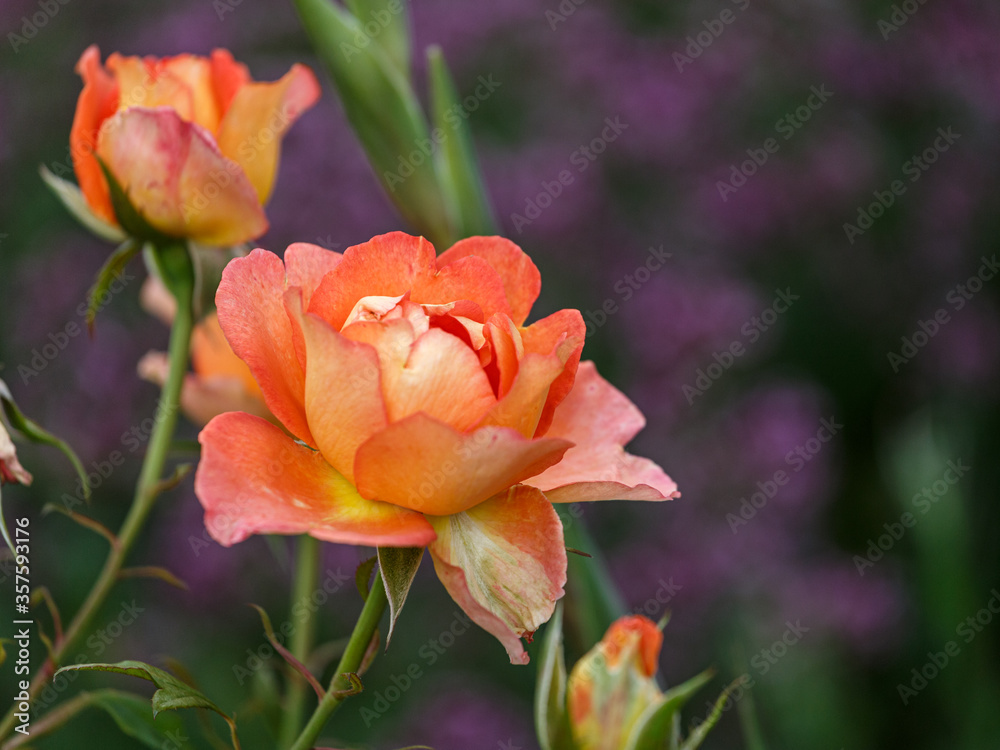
[
  {"left": 427, "top": 484, "right": 567, "bottom": 664},
  {"left": 209, "top": 49, "right": 250, "bottom": 114},
  {"left": 295, "top": 306, "right": 388, "bottom": 482},
  {"left": 354, "top": 413, "right": 571, "bottom": 516},
  {"left": 412, "top": 255, "right": 511, "bottom": 322},
  {"left": 215, "top": 63, "right": 320, "bottom": 203},
  {"left": 216, "top": 249, "right": 313, "bottom": 443},
  {"left": 483, "top": 314, "right": 523, "bottom": 398},
  {"left": 191, "top": 312, "right": 262, "bottom": 399},
  {"left": 309, "top": 232, "right": 436, "bottom": 330},
  {"left": 97, "top": 107, "right": 268, "bottom": 246},
  {"left": 72, "top": 45, "right": 120, "bottom": 224},
  {"left": 196, "top": 412, "right": 435, "bottom": 547},
  {"left": 0, "top": 423, "right": 32, "bottom": 486},
  {"left": 520, "top": 309, "right": 585, "bottom": 436},
  {"left": 478, "top": 352, "right": 566, "bottom": 438},
  {"left": 527, "top": 362, "right": 679, "bottom": 502},
  {"left": 284, "top": 242, "right": 343, "bottom": 309},
  {"left": 437, "top": 236, "right": 541, "bottom": 326}
]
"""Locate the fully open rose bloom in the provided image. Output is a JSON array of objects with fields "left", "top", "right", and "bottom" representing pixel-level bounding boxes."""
[
  {"left": 71, "top": 45, "right": 320, "bottom": 246},
  {"left": 194, "top": 233, "right": 678, "bottom": 663}
]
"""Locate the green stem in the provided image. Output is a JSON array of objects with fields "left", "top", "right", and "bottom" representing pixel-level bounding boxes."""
[
  {"left": 287, "top": 581, "right": 387, "bottom": 750},
  {"left": 0, "top": 252, "right": 194, "bottom": 743},
  {"left": 277, "top": 535, "right": 321, "bottom": 746}
]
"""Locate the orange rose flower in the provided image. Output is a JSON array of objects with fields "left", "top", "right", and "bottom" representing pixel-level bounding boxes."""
[
  {"left": 193, "top": 233, "right": 678, "bottom": 663},
  {"left": 71, "top": 45, "right": 320, "bottom": 246}
]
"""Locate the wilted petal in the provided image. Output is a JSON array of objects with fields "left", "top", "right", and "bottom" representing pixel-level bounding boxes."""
[
  {"left": 427, "top": 485, "right": 567, "bottom": 664},
  {"left": 527, "top": 362, "right": 679, "bottom": 503},
  {"left": 354, "top": 413, "right": 571, "bottom": 516},
  {"left": 196, "top": 412, "right": 435, "bottom": 547}
]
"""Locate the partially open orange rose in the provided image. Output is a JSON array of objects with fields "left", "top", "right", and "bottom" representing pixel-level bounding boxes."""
[
  {"left": 138, "top": 277, "right": 270, "bottom": 426},
  {"left": 194, "top": 233, "right": 678, "bottom": 663},
  {"left": 71, "top": 45, "right": 320, "bottom": 246}
]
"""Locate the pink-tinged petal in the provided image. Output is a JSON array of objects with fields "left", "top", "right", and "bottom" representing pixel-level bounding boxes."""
[
  {"left": 96, "top": 107, "right": 268, "bottom": 246},
  {"left": 295, "top": 307, "right": 388, "bottom": 482},
  {"left": 438, "top": 236, "right": 541, "bottom": 326},
  {"left": 216, "top": 249, "right": 313, "bottom": 443},
  {"left": 427, "top": 485, "right": 567, "bottom": 664},
  {"left": 215, "top": 63, "right": 321, "bottom": 203},
  {"left": 478, "top": 352, "right": 566, "bottom": 438},
  {"left": 381, "top": 328, "right": 497, "bottom": 431},
  {"left": 138, "top": 351, "right": 271, "bottom": 426},
  {"left": 527, "top": 362, "right": 679, "bottom": 503},
  {"left": 309, "top": 232, "right": 436, "bottom": 330},
  {"left": 520, "top": 309, "right": 585, "bottom": 436},
  {"left": 0, "top": 423, "right": 32, "bottom": 486},
  {"left": 196, "top": 412, "right": 435, "bottom": 547},
  {"left": 139, "top": 276, "right": 177, "bottom": 326},
  {"left": 71, "top": 45, "right": 120, "bottom": 225},
  {"left": 411, "top": 255, "right": 512, "bottom": 322},
  {"left": 284, "top": 242, "right": 343, "bottom": 309},
  {"left": 483, "top": 314, "right": 523, "bottom": 398},
  {"left": 354, "top": 413, "right": 571, "bottom": 516}
]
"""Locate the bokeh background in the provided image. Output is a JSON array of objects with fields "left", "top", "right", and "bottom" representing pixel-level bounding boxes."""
[{"left": 2, "top": 0, "right": 1000, "bottom": 748}]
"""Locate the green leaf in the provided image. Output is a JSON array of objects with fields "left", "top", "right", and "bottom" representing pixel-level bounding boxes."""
[
  {"left": 56, "top": 660, "right": 241, "bottom": 749},
  {"left": 534, "top": 602, "right": 575, "bottom": 750},
  {"left": 249, "top": 604, "right": 324, "bottom": 699},
  {"left": 343, "top": 0, "right": 411, "bottom": 82},
  {"left": 88, "top": 689, "right": 185, "bottom": 749},
  {"left": 0, "top": 378, "right": 89, "bottom": 499},
  {"left": 39, "top": 165, "right": 127, "bottom": 243},
  {"left": 427, "top": 46, "right": 498, "bottom": 239},
  {"left": 377, "top": 546, "right": 424, "bottom": 648},
  {"left": 292, "top": 0, "right": 453, "bottom": 249},
  {"left": 85, "top": 238, "right": 141, "bottom": 334},
  {"left": 624, "top": 668, "right": 715, "bottom": 750}
]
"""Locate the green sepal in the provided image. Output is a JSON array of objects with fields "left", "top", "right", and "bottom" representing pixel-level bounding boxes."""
[
  {"left": 535, "top": 602, "right": 576, "bottom": 750},
  {"left": 356, "top": 555, "right": 377, "bottom": 600},
  {"left": 376, "top": 546, "right": 424, "bottom": 649},
  {"left": 96, "top": 158, "right": 176, "bottom": 245},
  {"left": 427, "top": 46, "right": 498, "bottom": 239},
  {"left": 624, "top": 668, "right": 715, "bottom": 750},
  {"left": 85, "top": 238, "right": 141, "bottom": 335},
  {"left": 39, "top": 165, "right": 127, "bottom": 243},
  {"left": 55, "top": 660, "right": 241, "bottom": 749}
]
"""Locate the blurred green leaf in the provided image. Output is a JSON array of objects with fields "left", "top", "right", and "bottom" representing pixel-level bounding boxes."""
[
  {"left": 39, "top": 165, "right": 127, "bottom": 243},
  {"left": 56, "top": 660, "right": 241, "bottom": 749},
  {"left": 678, "top": 676, "right": 747, "bottom": 750},
  {"left": 343, "top": 0, "right": 411, "bottom": 82},
  {"left": 427, "top": 46, "right": 498, "bottom": 239},
  {"left": 377, "top": 546, "right": 424, "bottom": 649},
  {"left": 293, "top": 0, "right": 453, "bottom": 248},
  {"left": 0, "top": 378, "right": 89, "bottom": 499}
]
